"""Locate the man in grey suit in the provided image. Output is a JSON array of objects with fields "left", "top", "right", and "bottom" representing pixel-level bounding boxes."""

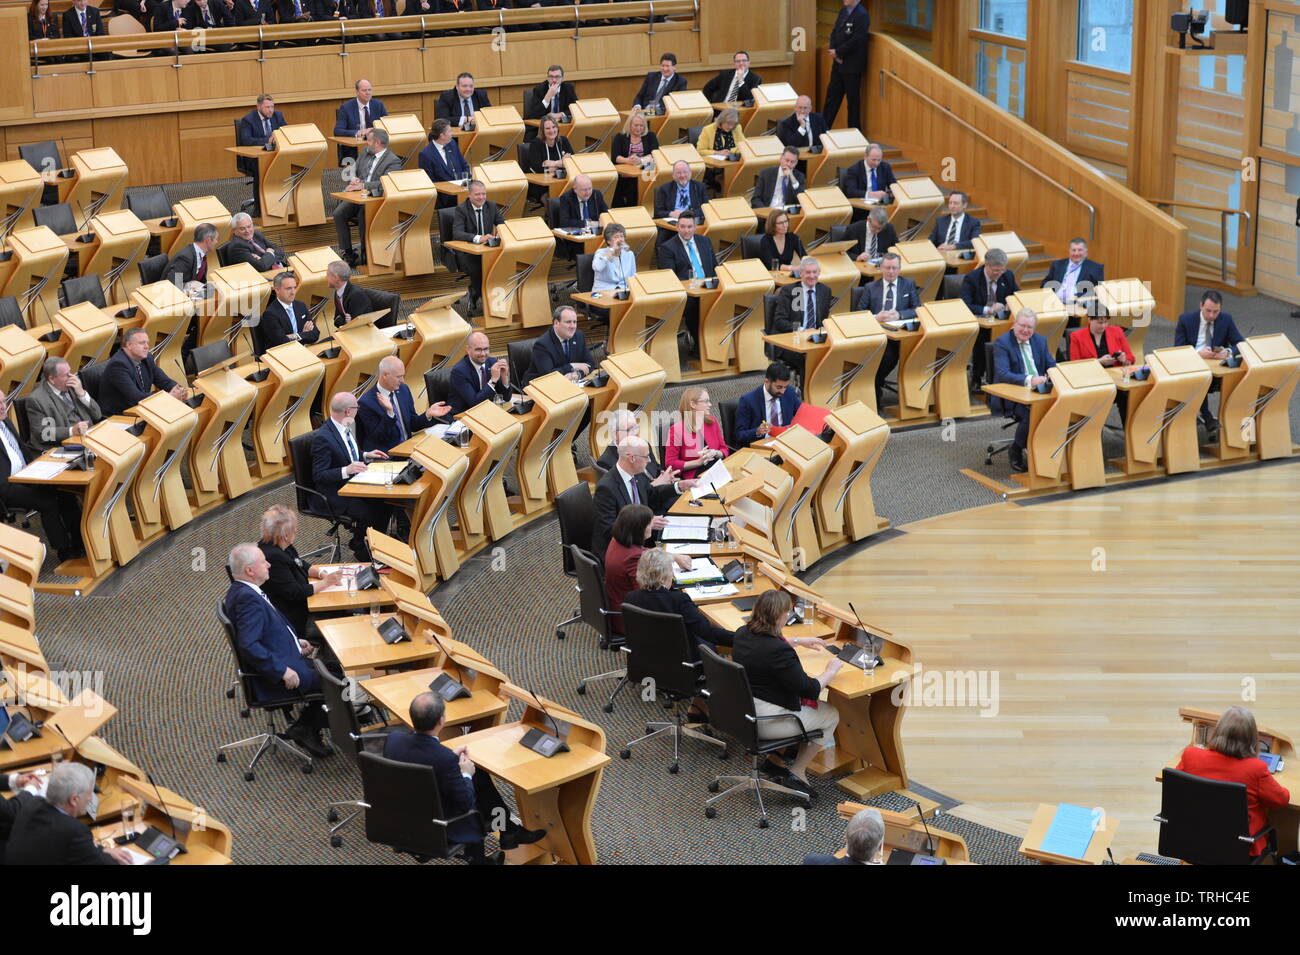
[
  {"left": 333, "top": 128, "right": 404, "bottom": 267},
  {"left": 25, "top": 356, "right": 103, "bottom": 451},
  {"left": 225, "top": 212, "right": 287, "bottom": 272}
]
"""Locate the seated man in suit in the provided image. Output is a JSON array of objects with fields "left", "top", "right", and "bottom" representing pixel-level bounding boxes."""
[
  {"left": 437, "top": 72, "right": 492, "bottom": 128},
  {"left": 356, "top": 356, "right": 451, "bottom": 452},
  {"left": 1043, "top": 236, "right": 1104, "bottom": 317},
  {"left": 592, "top": 436, "right": 687, "bottom": 556},
  {"left": 236, "top": 94, "right": 287, "bottom": 216},
  {"left": 734, "top": 361, "right": 801, "bottom": 446},
  {"left": 802, "top": 807, "right": 885, "bottom": 865},
  {"left": 99, "top": 327, "right": 187, "bottom": 416},
  {"left": 62, "top": 0, "right": 106, "bottom": 37},
  {"left": 752, "top": 147, "right": 805, "bottom": 214},
  {"left": 334, "top": 128, "right": 403, "bottom": 267},
  {"left": 313, "top": 0, "right": 350, "bottom": 20},
  {"left": 333, "top": 78, "right": 388, "bottom": 163},
  {"left": 1174, "top": 289, "right": 1244, "bottom": 436},
  {"left": 224, "top": 543, "right": 332, "bottom": 757},
  {"left": 0, "top": 391, "right": 84, "bottom": 563},
  {"left": 841, "top": 143, "right": 897, "bottom": 220},
  {"left": 1, "top": 763, "right": 131, "bottom": 865},
  {"left": 594, "top": 409, "right": 661, "bottom": 475},
  {"left": 775, "top": 95, "right": 828, "bottom": 170},
  {"left": 226, "top": 212, "right": 287, "bottom": 272},
  {"left": 555, "top": 174, "right": 609, "bottom": 230},
  {"left": 152, "top": 0, "right": 190, "bottom": 30},
  {"left": 653, "top": 160, "right": 707, "bottom": 226},
  {"left": 771, "top": 256, "right": 832, "bottom": 378},
  {"left": 310, "top": 392, "right": 394, "bottom": 560},
  {"left": 930, "top": 189, "right": 980, "bottom": 252},
  {"left": 418, "top": 119, "right": 471, "bottom": 210},
  {"left": 702, "top": 50, "right": 762, "bottom": 105},
  {"left": 27, "top": 356, "right": 103, "bottom": 451},
  {"left": 656, "top": 212, "right": 716, "bottom": 344},
  {"left": 166, "top": 222, "right": 218, "bottom": 292},
  {"left": 451, "top": 180, "right": 506, "bottom": 313},
  {"left": 529, "top": 306, "right": 594, "bottom": 384},
  {"left": 259, "top": 271, "right": 319, "bottom": 352},
  {"left": 326, "top": 260, "right": 372, "bottom": 328},
  {"left": 383, "top": 692, "right": 545, "bottom": 864},
  {"left": 524, "top": 65, "right": 579, "bottom": 133},
  {"left": 960, "top": 246, "right": 1019, "bottom": 386},
  {"left": 850, "top": 206, "right": 899, "bottom": 262},
  {"left": 449, "top": 331, "right": 511, "bottom": 414},
  {"left": 189, "top": 0, "right": 233, "bottom": 27},
  {"left": 633, "top": 52, "right": 687, "bottom": 111},
  {"left": 993, "top": 309, "right": 1057, "bottom": 473},
  {"left": 855, "top": 252, "right": 921, "bottom": 407},
  {"left": 276, "top": 0, "right": 312, "bottom": 22}
]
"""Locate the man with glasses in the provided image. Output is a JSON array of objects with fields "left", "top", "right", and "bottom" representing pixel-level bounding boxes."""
[{"left": 591, "top": 436, "right": 692, "bottom": 557}]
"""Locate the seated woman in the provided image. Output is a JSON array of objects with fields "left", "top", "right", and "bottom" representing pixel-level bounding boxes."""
[
  {"left": 1069, "top": 313, "right": 1134, "bottom": 420},
  {"left": 611, "top": 111, "right": 659, "bottom": 208},
  {"left": 696, "top": 108, "right": 746, "bottom": 194},
  {"left": 758, "top": 209, "right": 806, "bottom": 274},
  {"left": 592, "top": 223, "right": 637, "bottom": 291},
  {"left": 257, "top": 505, "right": 343, "bottom": 644},
  {"left": 604, "top": 504, "right": 690, "bottom": 634},
  {"left": 664, "top": 386, "right": 728, "bottom": 479},
  {"left": 1176, "top": 705, "right": 1291, "bottom": 857},
  {"left": 526, "top": 115, "right": 573, "bottom": 206},
  {"left": 731, "top": 589, "right": 843, "bottom": 795}
]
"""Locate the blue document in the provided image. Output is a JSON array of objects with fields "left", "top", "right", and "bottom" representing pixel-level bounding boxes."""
[{"left": 1039, "top": 803, "right": 1098, "bottom": 858}]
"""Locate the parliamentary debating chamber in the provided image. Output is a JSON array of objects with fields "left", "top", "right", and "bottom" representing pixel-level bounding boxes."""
[{"left": 2, "top": 0, "right": 1299, "bottom": 877}]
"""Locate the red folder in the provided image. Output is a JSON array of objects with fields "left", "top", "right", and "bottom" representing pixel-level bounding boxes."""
[{"left": 770, "top": 404, "right": 830, "bottom": 438}]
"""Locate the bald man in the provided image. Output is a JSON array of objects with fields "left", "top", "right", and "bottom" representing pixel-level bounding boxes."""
[
  {"left": 356, "top": 356, "right": 452, "bottom": 453},
  {"left": 775, "top": 95, "right": 828, "bottom": 165},
  {"left": 449, "top": 331, "right": 511, "bottom": 414}
]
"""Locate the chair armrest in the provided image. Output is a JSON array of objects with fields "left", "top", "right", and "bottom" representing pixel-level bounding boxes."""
[
  {"left": 294, "top": 483, "right": 347, "bottom": 523},
  {"left": 430, "top": 809, "right": 479, "bottom": 829},
  {"left": 751, "top": 711, "right": 823, "bottom": 742}
]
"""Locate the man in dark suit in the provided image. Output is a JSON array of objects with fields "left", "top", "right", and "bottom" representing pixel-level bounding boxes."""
[
  {"left": 1174, "top": 289, "right": 1244, "bottom": 435},
  {"left": 26, "top": 356, "right": 102, "bottom": 451},
  {"left": 326, "top": 260, "right": 372, "bottom": 328},
  {"left": 841, "top": 143, "right": 897, "bottom": 220},
  {"left": 823, "top": 0, "right": 869, "bottom": 129},
  {"left": 702, "top": 51, "right": 762, "bottom": 105},
  {"left": 772, "top": 257, "right": 832, "bottom": 377},
  {"left": 555, "top": 174, "right": 609, "bottom": 230},
  {"left": 735, "top": 363, "right": 801, "bottom": 446},
  {"left": 226, "top": 212, "right": 287, "bottom": 271},
  {"left": 419, "top": 119, "right": 472, "bottom": 209},
  {"left": 752, "top": 147, "right": 805, "bottom": 211},
  {"left": 594, "top": 409, "right": 660, "bottom": 475},
  {"left": 383, "top": 693, "right": 545, "bottom": 864},
  {"left": 311, "top": 392, "right": 395, "bottom": 560},
  {"left": 993, "top": 310, "right": 1057, "bottom": 473},
  {"left": 529, "top": 306, "right": 594, "bottom": 384},
  {"left": 356, "top": 356, "right": 451, "bottom": 452},
  {"left": 333, "top": 78, "right": 388, "bottom": 163},
  {"left": 276, "top": 0, "right": 313, "bottom": 22},
  {"left": 1, "top": 763, "right": 131, "bottom": 865},
  {"left": 99, "top": 327, "right": 187, "bottom": 416},
  {"left": 152, "top": 0, "right": 191, "bottom": 30},
  {"left": 260, "top": 271, "right": 319, "bottom": 352},
  {"left": 334, "top": 127, "right": 404, "bottom": 267},
  {"left": 633, "top": 53, "right": 687, "bottom": 110},
  {"left": 592, "top": 436, "right": 684, "bottom": 556},
  {"left": 802, "top": 806, "right": 885, "bottom": 865},
  {"left": 312, "top": 0, "right": 350, "bottom": 19},
  {"left": 656, "top": 212, "right": 715, "bottom": 342},
  {"left": 0, "top": 391, "right": 85, "bottom": 563},
  {"left": 524, "top": 65, "right": 579, "bottom": 142},
  {"left": 451, "top": 180, "right": 506, "bottom": 312},
  {"left": 62, "top": 0, "right": 106, "bottom": 36},
  {"left": 961, "top": 247, "right": 1019, "bottom": 385},
  {"left": 775, "top": 95, "right": 829, "bottom": 153},
  {"left": 224, "top": 543, "right": 331, "bottom": 757},
  {"left": 849, "top": 206, "right": 899, "bottom": 261},
  {"left": 653, "top": 160, "right": 707, "bottom": 224},
  {"left": 187, "top": 0, "right": 234, "bottom": 38},
  {"left": 166, "top": 222, "right": 218, "bottom": 289},
  {"left": 854, "top": 253, "right": 920, "bottom": 407},
  {"left": 930, "top": 190, "right": 980, "bottom": 251},
  {"left": 436, "top": 72, "right": 492, "bottom": 127},
  {"left": 236, "top": 94, "right": 287, "bottom": 213},
  {"left": 1042, "top": 237, "right": 1104, "bottom": 315},
  {"left": 449, "top": 331, "right": 511, "bottom": 414}
]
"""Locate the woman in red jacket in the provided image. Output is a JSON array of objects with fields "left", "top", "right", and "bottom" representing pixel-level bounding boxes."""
[
  {"left": 1176, "top": 706, "right": 1291, "bottom": 856},
  {"left": 1070, "top": 313, "right": 1135, "bottom": 422},
  {"left": 664, "top": 386, "right": 729, "bottom": 479}
]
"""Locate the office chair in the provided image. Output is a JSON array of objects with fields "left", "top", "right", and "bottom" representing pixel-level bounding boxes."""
[
  {"left": 186, "top": 339, "right": 233, "bottom": 377},
  {"left": 982, "top": 342, "right": 1018, "bottom": 466},
  {"left": 18, "top": 141, "right": 63, "bottom": 205},
  {"left": 522, "top": 89, "right": 541, "bottom": 142},
  {"left": 940, "top": 273, "right": 964, "bottom": 300},
  {"left": 355, "top": 751, "right": 475, "bottom": 864},
  {"left": 507, "top": 340, "right": 533, "bottom": 390},
  {"left": 545, "top": 196, "right": 564, "bottom": 230},
  {"left": 1156, "top": 768, "right": 1277, "bottom": 865},
  {"left": 124, "top": 185, "right": 174, "bottom": 222},
  {"left": 762, "top": 292, "right": 780, "bottom": 359},
  {"left": 315, "top": 658, "right": 390, "bottom": 848},
  {"left": 77, "top": 361, "right": 108, "bottom": 404},
  {"left": 288, "top": 432, "right": 357, "bottom": 563},
  {"left": 422, "top": 367, "right": 454, "bottom": 411},
  {"left": 553, "top": 484, "right": 594, "bottom": 637},
  {"left": 33, "top": 203, "right": 79, "bottom": 238},
  {"left": 214, "top": 603, "right": 320, "bottom": 779},
  {"left": 617, "top": 603, "right": 726, "bottom": 773},
  {"left": 698, "top": 644, "right": 822, "bottom": 827},
  {"left": 138, "top": 253, "right": 170, "bottom": 287},
  {"left": 739, "top": 233, "right": 764, "bottom": 262},
  {"left": 215, "top": 240, "right": 233, "bottom": 268},
  {"left": 436, "top": 207, "right": 467, "bottom": 278},
  {"left": 0, "top": 297, "right": 25, "bottom": 330},
  {"left": 717, "top": 397, "right": 739, "bottom": 452},
  {"left": 59, "top": 275, "right": 106, "bottom": 310},
  {"left": 364, "top": 287, "right": 401, "bottom": 329},
  {"left": 569, "top": 544, "right": 626, "bottom": 710}
]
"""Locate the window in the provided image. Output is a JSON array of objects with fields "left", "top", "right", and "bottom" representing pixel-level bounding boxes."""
[
  {"left": 975, "top": 41, "right": 1027, "bottom": 117},
  {"left": 884, "top": 0, "right": 932, "bottom": 31},
  {"left": 978, "top": 0, "right": 1027, "bottom": 39},
  {"left": 1077, "top": 0, "right": 1134, "bottom": 73}
]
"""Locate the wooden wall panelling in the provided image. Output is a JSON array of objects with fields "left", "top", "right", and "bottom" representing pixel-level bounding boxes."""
[
  {"left": 700, "top": 0, "right": 785, "bottom": 64},
  {"left": 180, "top": 106, "right": 255, "bottom": 184},
  {"left": 423, "top": 35, "right": 504, "bottom": 84},
  {"left": 790, "top": 0, "right": 818, "bottom": 99},
  {"left": 32, "top": 73, "right": 95, "bottom": 116},
  {"left": 1126, "top": 0, "right": 1179, "bottom": 206},
  {"left": 4, "top": 121, "right": 95, "bottom": 163},
  {"left": 343, "top": 45, "right": 427, "bottom": 90},
  {"left": 94, "top": 114, "right": 182, "bottom": 188},
  {"left": 0, "top": 9, "right": 34, "bottom": 122},
  {"left": 91, "top": 59, "right": 181, "bottom": 110},
  {"left": 176, "top": 52, "right": 267, "bottom": 105},
  {"left": 574, "top": 27, "right": 649, "bottom": 75},
  {"left": 262, "top": 46, "right": 347, "bottom": 95},
  {"left": 1255, "top": 158, "right": 1300, "bottom": 303},
  {"left": 1065, "top": 64, "right": 1132, "bottom": 167},
  {"left": 647, "top": 18, "right": 700, "bottom": 65},
  {"left": 499, "top": 34, "right": 578, "bottom": 77}
]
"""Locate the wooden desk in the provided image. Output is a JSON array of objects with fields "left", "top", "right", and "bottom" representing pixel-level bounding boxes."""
[
  {"left": 1019, "top": 802, "right": 1119, "bottom": 865},
  {"left": 317, "top": 614, "right": 441, "bottom": 677},
  {"left": 837, "top": 801, "right": 974, "bottom": 864},
  {"left": 361, "top": 649, "right": 509, "bottom": 738}
]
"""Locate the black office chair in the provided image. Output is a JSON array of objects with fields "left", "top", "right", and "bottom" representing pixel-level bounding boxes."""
[
  {"left": 436, "top": 207, "right": 467, "bottom": 277},
  {"left": 288, "top": 432, "right": 356, "bottom": 564},
  {"left": 215, "top": 240, "right": 233, "bottom": 268},
  {"left": 507, "top": 340, "right": 533, "bottom": 390},
  {"left": 982, "top": 342, "right": 1018, "bottom": 466},
  {"left": 77, "top": 361, "right": 107, "bottom": 404},
  {"left": 717, "top": 397, "right": 739, "bottom": 452},
  {"left": 315, "top": 658, "right": 390, "bottom": 848},
  {"left": 522, "top": 89, "right": 541, "bottom": 142},
  {"left": 355, "top": 751, "right": 474, "bottom": 864},
  {"left": 138, "top": 253, "right": 170, "bottom": 287},
  {"left": 1156, "top": 768, "right": 1277, "bottom": 865},
  {"left": 569, "top": 545, "right": 627, "bottom": 710},
  {"left": 12, "top": 396, "right": 33, "bottom": 445},
  {"left": 33, "top": 203, "right": 79, "bottom": 237},
  {"left": 616, "top": 603, "right": 726, "bottom": 773},
  {"left": 124, "top": 186, "right": 174, "bottom": 222},
  {"left": 0, "top": 297, "right": 24, "bottom": 330},
  {"left": 553, "top": 483, "right": 594, "bottom": 636},
  {"left": 698, "top": 644, "right": 822, "bottom": 826},
  {"left": 59, "top": 275, "right": 106, "bottom": 310},
  {"left": 18, "top": 141, "right": 63, "bottom": 205},
  {"left": 545, "top": 196, "right": 565, "bottom": 230},
  {"left": 686, "top": 125, "right": 703, "bottom": 148},
  {"left": 739, "top": 233, "right": 764, "bottom": 262},
  {"left": 761, "top": 292, "right": 780, "bottom": 359},
  {"left": 422, "top": 367, "right": 454, "bottom": 411},
  {"left": 365, "top": 287, "right": 401, "bottom": 329},
  {"left": 850, "top": 285, "right": 870, "bottom": 312},
  {"left": 940, "top": 273, "right": 964, "bottom": 300},
  {"left": 214, "top": 603, "right": 320, "bottom": 779},
  {"left": 186, "top": 339, "right": 234, "bottom": 377}
]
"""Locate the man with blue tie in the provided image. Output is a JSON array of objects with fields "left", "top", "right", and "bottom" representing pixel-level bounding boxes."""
[
  {"left": 436, "top": 73, "right": 492, "bottom": 128},
  {"left": 653, "top": 160, "right": 706, "bottom": 228},
  {"left": 841, "top": 143, "right": 897, "bottom": 220},
  {"left": 62, "top": 0, "right": 105, "bottom": 37},
  {"left": 854, "top": 252, "right": 921, "bottom": 406},
  {"left": 1173, "top": 289, "right": 1244, "bottom": 437},
  {"left": 333, "top": 78, "right": 388, "bottom": 163},
  {"left": 276, "top": 0, "right": 311, "bottom": 20},
  {"left": 632, "top": 53, "right": 687, "bottom": 111},
  {"left": 771, "top": 257, "right": 832, "bottom": 379},
  {"left": 1042, "top": 237, "right": 1105, "bottom": 319},
  {"left": 355, "top": 356, "right": 452, "bottom": 453},
  {"left": 751, "top": 147, "right": 806, "bottom": 212},
  {"left": 310, "top": 393, "right": 394, "bottom": 561},
  {"left": 656, "top": 212, "right": 716, "bottom": 345},
  {"left": 258, "top": 271, "right": 319, "bottom": 352},
  {"left": 529, "top": 306, "right": 594, "bottom": 384},
  {"left": 961, "top": 246, "right": 1019, "bottom": 386},
  {"left": 418, "top": 119, "right": 471, "bottom": 209},
  {"left": 993, "top": 309, "right": 1057, "bottom": 473}
]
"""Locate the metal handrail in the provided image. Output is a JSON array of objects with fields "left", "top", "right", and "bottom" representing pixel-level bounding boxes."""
[
  {"left": 1144, "top": 196, "right": 1251, "bottom": 283},
  {"left": 879, "top": 69, "right": 1096, "bottom": 241}
]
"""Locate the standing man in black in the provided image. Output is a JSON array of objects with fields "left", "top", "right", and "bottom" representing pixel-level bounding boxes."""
[
  {"left": 823, "top": 0, "right": 869, "bottom": 131},
  {"left": 0, "top": 392, "right": 85, "bottom": 563}
]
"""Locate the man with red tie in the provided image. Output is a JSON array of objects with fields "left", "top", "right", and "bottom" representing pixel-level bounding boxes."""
[
  {"left": 449, "top": 331, "right": 511, "bottom": 414},
  {"left": 326, "top": 261, "right": 374, "bottom": 328},
  {"left": 165, "top": 222, "right": 219, "bottom": 290},
  {"left": 226, "top": 212, "right": 287, "bottom": 272}
]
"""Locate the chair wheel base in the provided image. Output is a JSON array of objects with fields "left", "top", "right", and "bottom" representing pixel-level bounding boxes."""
[
  {"left": 707, "top": 780, "right": 720, "bottom": 793},
  {"left": 330, "top": 835, "right": 343, "bottom": 848},
  {"left": 717, "top": 750, "right": 728, "bottom": 760},
  {"left": 216, "top": 752, "right": 227, "bottom": 763},
  {"left": 601, "top": 703, "right": 614, "bottom": 713},
  {"left": 327, "top": 809, "right": 339, "bottom": 823},
  {"left": 620, "top": 749, "right": 631, "bottom": 759},
  {"left": 556, "top": 629, "right": 565, "bottom": 640},
  {"left": 302, "top": 763, "right": 314, "bottom": 774},
  {"left": 575, "top": 684, "right": 586, "bottom": 695},
  {"left": 226, "top": 688, "right": 235, "bottom": 699},
  {"left": 240, "top": 709, "right": 250, "bottom": 719},
  {"left": 243, "top": 771, "right": 254, "bottom": 781},
  {"left": 668, "top": 763, "right": 679, "bottom": 774},
  {"left": 705, "top": 807, "right": 717, "bottom": 818},
  {"left": 757, "top": 818, "right": 769, "bottom": 829}
]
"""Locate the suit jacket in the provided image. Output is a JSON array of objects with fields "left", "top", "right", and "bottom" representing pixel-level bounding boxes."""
[
  {"left": 1174, "top": 311, "right": 1244, "bottom": 352},
  {"left": 773, "top": 282, "right": 832, "bottom": 333},
  {"left": 1, "top": 794, "right": 116, "bottom": 865},
  {"left": 622, "top": 586, "right": 734, "bottom": 649},
  {"left": 418, "top": 139, "right": 470, "bottom": 183},
  {"left": 841, "top": 159, "right": 896, "bottom": 200},
  {"left": 436, "top": 88, "right": 492, "bottom": 123},
  {"left": 382, "top": 730, "right": 482, "bottom": 845},
  {"left": 751, "top": 167, "right": 805, "bottom": 210},
  {"left": 243, "top": 0, "right": 278, "bottom": 22},
  {"left": 260, "top": 298, "right": 319, "bottom": 351},
  {"left": 657, "top": 234, "right": 716, "bottom": 280},
  {"left": 555, "top": 189, "right": 609, "bottom": 229},
  {"left": 152, "top": 2, "right": 191, "bottom": 30},
  {"left": 757, "top": 232, "right": 805, "bottom": 271},
  {"left": 829, "top": 0, "right": 870, "bottom": 73},
  {"left": 530, "top": 328, "right": 594, "bottom": 382},
  {"left": 311, "top": 418, "right": 361, "bottom": 511},
  {"left": 929, "top": 213, "right": 980, "bottom": 250},
  {"left": 653, "top": 179, "right": 707, "bottom": 220},
  {"left": 452, "top": 199, "right": 505, "bottom": 243},
  {"left": 992, "top": 329, "right": 1056, "bottom": 404},
  {"left": 525, "top": 135, "right": 574, "bottom": 174},
  {"left": 257, "top": 541, "right": 313, "bottom": 639},
  {"left": 1042, "top": 257, "right": 1104, "bottom": 301},
  {"left": 732, "top": 623, "right": 821, "bottom": 710},
  {"left": 1176, "top": 745, "right": 1291, "bottom": 856},
  {"left": 164, "top": 243, "right": 207, "bottom": 289},
  {"left": 29, "top": 13, "right": 62, "bottom": 38},
  {"left": 25, "top": 380, "right": 102, "bottom": 450},
  {"left": 734, "top": 384, "right": 800, "bottom": 446},
  {"left": 62, "top": 5, "right": 106, "bottom": 36},
  {"left": 845, "top": 220, "right": 898, "bottom": 259},
  {"left": 0, "top": 422, "right": 36, "bottom": 483},
  {"left": 226, "top": 231, "right": 286, "bottom": 272},
  {"left": 775, "top": 112, "right": 829, "bottom": 150},
  {"left": 357, "top": 382, "right": 433, "bottom": 452},
  {"left": 1068, "top": 325, "right": 1133, "bottom": 365},
  {"left": 702, "top": 69, "right": 762, "bottom": 104},
  {"left": 276, "top": 0, "right": 312, "bottom": 18},
  {"left": 633, "top": 70, "right": 687, "bottom": 109},
  {"left": 236, "top": 108, "right": 287, "bottom": 176},
  {"left": 187, "top": 0, "right": 234, "bottom": 26},
  {"left": 448, "top": 354, "right": 509, "bottom": 414},
  {"left": 591, "top": 465, "right": 675, "bottom": 556},
  {"left": 595, "top": 442, "right": 659, "bottom": 477},
  {"left": 334, "top": 98, "right": 389, "bottom": 161},
  {"left": 855, "top": 275, "right": 920, "bottom": 321},
  {"left": 610, "top": 130, "right": 659, "bottom": 164},
  {"left": 332, "top": 281, "right": 372, "bottom": 328},
  {"left": 99, "top": 348, "right": 178, "bottom": 416},
  {"left": 312, "top": 0, "right": 351, "bottom": 18},
  {"left": 525, "top": 80, "right": 579, "bottom": 120},
  {"left": 802, "top": 853, "right": 867, "bottom": 865},
  {"left": 960, "top": 268, "right": 1019, "bottom": 316},
  {"left": 222, "top": 580, "right": 318, "bottom": 698},
  {"left": 352, "top": 148, "right": 403, "bottom": 187}
]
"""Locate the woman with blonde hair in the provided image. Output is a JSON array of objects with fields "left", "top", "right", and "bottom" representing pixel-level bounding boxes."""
[
  {"left": 697, "top": 108, "right": 746, "bottom": 194},
  {"left": 612, "top": 111, "right": 660, "bottom": 207},
  {"left": 663, "top": 387, "right": 728, "bottom": 479},
  {"left": 257, "top": 505, "right": 342, "bottom": 642}
]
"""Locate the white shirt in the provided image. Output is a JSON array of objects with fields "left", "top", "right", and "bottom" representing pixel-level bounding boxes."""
[
  {"left": 769, "top": 172, "right": 795, "bottom": 209},
  {"left": 332, "top": 417, "right": 360, "bottom": 479},
  {"left": 0, "top": 424, "right": 25, "bottom": 475},
  {"left": 363, "top": 149, "right": 388, "bottom": 182},
  {"left": 614, "top": 463, "right": 640, "bottom": 503},
  {"left": 1195, "top": 316, "right": 1214, "bottom": 352},
  {"left": 355, "top": 98, "right": 373, "bottom": 130},
  {"left": 945, "top": 213, "right": 965, "bottom": 242},
  {"left": 763, "top": 386, "right": 783, "bottom": 425}
]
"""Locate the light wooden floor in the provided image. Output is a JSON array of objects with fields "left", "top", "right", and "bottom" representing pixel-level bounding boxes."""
[{"left": 814, "top": 462, "right": 1300, "bottom": 862}]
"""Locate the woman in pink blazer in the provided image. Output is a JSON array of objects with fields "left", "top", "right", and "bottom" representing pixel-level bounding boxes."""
[{"left": 664, "top": 386, "right": 729, "bottom": 479}]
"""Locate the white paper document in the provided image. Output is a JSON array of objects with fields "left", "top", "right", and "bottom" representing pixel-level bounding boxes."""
[
  {"left": 691, "top": 459, "right": 732, "bottom": 498},
  {"left": 685, "top": 583, "right": 738, "bottom": 601},
  {"left": 673, "top": 557, "right": 723, "bottom": 586},
  {"left": 347, "top": 460, "right": 407, "bottom": 485},
  {"left": 13, "top": 461, "right": 69, "bottom": 480},
  {"left": 665, "top": 543, "right": 712, "bottom": 555},
  {"left": 660, "top": 516, "right": 711, "bottom": 541}
]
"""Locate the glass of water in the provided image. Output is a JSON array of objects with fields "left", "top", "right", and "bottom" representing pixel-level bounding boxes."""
[{"left": 370, "top": 600, "right": 382, "bottom": 627}]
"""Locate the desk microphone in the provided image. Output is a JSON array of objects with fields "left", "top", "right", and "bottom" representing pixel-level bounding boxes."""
[
  {"left": 423, "top": 629, "right": 471, "bottom": 702},
  {"left": 518, "top": 686, "right": 570, "bottom": 757},
  {"left": 914, "top": 798, "right": 937, "bottom": 856},
  {"left": 144, "top": 769, "right": 181, "bottom": 843},
  {"left": 847, "top": 601, "right": 883, "bottom": 668}
]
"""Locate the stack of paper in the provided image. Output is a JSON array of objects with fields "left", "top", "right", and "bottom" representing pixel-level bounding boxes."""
[
  {"left": 691, "top": 459, "right": 732, "bottom": 499},
  {"left": 665, "top": 543, "right": 712, "bottom": 556},
  {"left": 684, "top": 583, "right": 738, "bottom": 601},
  {"left": 673, "top": 557, "right": 723, "bottom": 586},
  {"left": 348, "top": 460, "right": 407, "bottom": 485},
  {"left": 13, "top": 460, "right": 69, "bottom": 481},
  {"left": 661, "top": 516, "right": 711, "bottom": 541}
]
